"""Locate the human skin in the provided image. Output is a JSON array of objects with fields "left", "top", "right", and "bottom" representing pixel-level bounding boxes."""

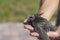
[
  {"left": 38, "top": 0, "right": 59, "bottom": 20},
  {"left": 24, "top": 0, "right": 59, "bottom": 40},
  {"left": 24, "top": 20, "right": 60, "bottom": 40}
]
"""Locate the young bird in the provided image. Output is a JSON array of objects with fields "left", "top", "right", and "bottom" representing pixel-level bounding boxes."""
[{"left": 27, "top": 14, "right": 57, "bottom": 40}]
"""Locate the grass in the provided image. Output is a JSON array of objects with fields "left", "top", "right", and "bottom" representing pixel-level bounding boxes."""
[{"left": 0, "top": 0, "right": 57, "bottom": 22}]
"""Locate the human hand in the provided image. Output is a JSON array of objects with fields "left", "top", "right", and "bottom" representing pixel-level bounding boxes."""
[{"left": 24, "top": 19, "right": 59, "bottom": 40}]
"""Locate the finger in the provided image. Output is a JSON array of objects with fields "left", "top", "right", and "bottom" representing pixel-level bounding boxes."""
[
  {"left": 30, "top": 32, "right": 39, "bottom": 37},
  {"left": 30, "top": 32, "right": 42, "bottom": 40},
  {"left": 24, "top": 25, "right": 34, "bottom": 31},
  {"left": 47, "top": 31, "right": 59, "bottom": 38}
]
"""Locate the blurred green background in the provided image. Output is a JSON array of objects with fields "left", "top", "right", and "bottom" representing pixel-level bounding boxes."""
[{"left": 0, "top": 0, "right": 57, "bottom": 22}]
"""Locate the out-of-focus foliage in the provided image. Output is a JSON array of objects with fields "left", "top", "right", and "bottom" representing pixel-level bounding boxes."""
[{"left": 0, "top": 0, "right": 57, "bottom": 22}]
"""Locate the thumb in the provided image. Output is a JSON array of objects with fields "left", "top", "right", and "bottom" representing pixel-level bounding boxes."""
[{"left": 47, "top": 31, "right": 59, "bottom": 39}]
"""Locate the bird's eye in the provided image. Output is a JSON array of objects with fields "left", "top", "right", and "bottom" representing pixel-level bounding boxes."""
[{"left": 30, "top": 16, "right": 32, "bottom": 18}]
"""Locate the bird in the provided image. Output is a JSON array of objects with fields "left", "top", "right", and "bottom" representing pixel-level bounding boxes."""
[{"left": 27, "top": 14, "right": 57, "bottom": 40}]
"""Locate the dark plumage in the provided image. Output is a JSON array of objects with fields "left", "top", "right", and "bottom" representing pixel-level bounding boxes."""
[{"left": 27, "top": 14, "right": 57, "bottom": 40}]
